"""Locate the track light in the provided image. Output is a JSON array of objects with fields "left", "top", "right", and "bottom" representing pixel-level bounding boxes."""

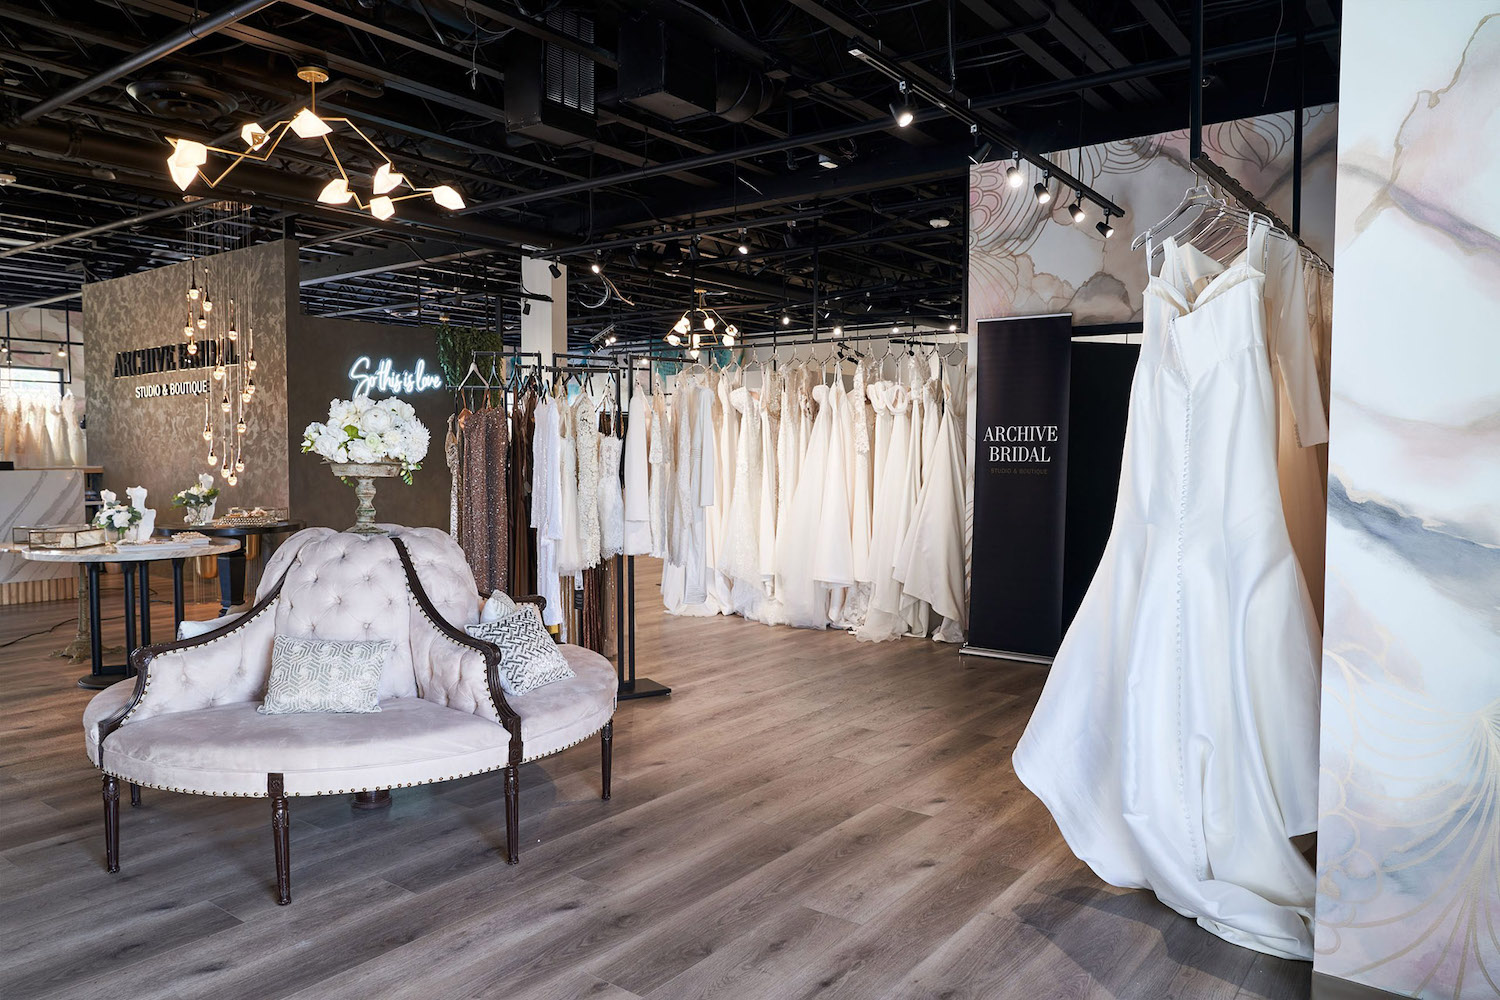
[
  {"left": 948, "top": 323, "right": 958, "bottom": 332},
  {"left": 590, "top": 251, "right": 603, "bottom": 275},
  {"left": 780, "top": 312, "right": 791, "bottom": 327},
  {"left": 56, "top": 343, "right": 66, "bottom": 357},
  {"left": 1006, "top": 153, "right": 1023, "bottom": 188},
  {"left": 890, "top": 82, "right": 915, "bottom": 128},
  {"left": 521, "top": 301, "right": 531, "bottom": 316},
  {"left": 816, "top": 154, "right": 839, "bottom": 170},
  {"left": 1034, "top": 174, "right": 1052, "bottom": 205},
  {"left": 547, "top": 262, "right": 562, "bottom": 280},
  {"left": 1096, "top": 209, "right": 1115, "bottom": 239},
  {"left": 737, "top": 229, "right": 750, "bottom": 255},
  {"left": 832, "top": 324, "right": 843, "bottom": 336},
  {"left": 1068, "top": 194, "right": 1086, "bottom": 224}
]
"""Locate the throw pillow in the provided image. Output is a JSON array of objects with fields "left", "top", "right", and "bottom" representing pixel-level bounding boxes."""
[
  {"left": 480, "top": 590, "right": 518, "bottom": 623},
  {"left": 466, "top": 606, "right": 574, "bottom": 696},
  {"left": 177, "top": 612, "right": 243, "bottom": 640},
  {"left": 258, "top": 635, "right": 393, "bottom": 714}
]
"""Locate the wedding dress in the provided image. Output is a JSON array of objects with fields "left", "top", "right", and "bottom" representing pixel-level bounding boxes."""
[
  {"left": 530, "top": 398, "right": 565, "bottom": 627},
  {"left": 857, "top": 380, "right": 914, "bottom": 642},
  {"left": 894, "top": 373, "right": 966, "bottom": 630},
  {"left": 1012, "top": 236, "right": 1321, "bottom": 961},
  {"left": 556, "top": 404, "right": 583, "bottom": 576},
  {"left": 664, "top": 382, "right": 717, "bottom": 613},
  {"left": 726, "top": 385, "right": 767, "bottom": 618},
  {"left": 775, "top": 382, "right": 834, "bottom": 628},
  {"left": 816, "top": 379, "right": 855, "bottom": 625},
  {"left": 599, "top": 428, "right": 624, "bottom": 559},
  {"left": 623, "top": 390, "right": 652, "bottom": 556},
  {"left": 648, "top": 390, "right": 670, "bottom": 559},
  {"left": 573, "top": 395, "right": 601, "bottom": 569},
  {"left": 899, "top": 374, "right": 938, "bottom": 637}
]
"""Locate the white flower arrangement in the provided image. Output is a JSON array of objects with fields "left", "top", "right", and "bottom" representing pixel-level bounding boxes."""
[
  {"left": 93, "top": 489, "right": 142, "bottom": 533},
  {"left": 172, "top": 473, "right": 221, "bottom": 509},
  {"left": 302, "top": 396, "right": 430, "bottom": 484}
]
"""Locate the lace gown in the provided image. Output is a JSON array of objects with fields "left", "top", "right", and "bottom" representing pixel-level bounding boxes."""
[
  {"left": 857, "top": 381, "right": 914, "bottom": 642},
  {"left": 1012, "top": 237, "right": 1321, "bottom": 960},
  {"left": 598, "top": 428, "right": 625, "bottom": 559}
]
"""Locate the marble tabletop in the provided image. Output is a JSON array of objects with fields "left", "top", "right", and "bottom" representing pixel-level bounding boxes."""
[{"left": 20, "top": 538, "right": 241, "bottom": 563}]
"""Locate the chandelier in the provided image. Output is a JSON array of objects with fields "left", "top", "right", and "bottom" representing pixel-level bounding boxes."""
[
  {"left": 185, "top": 205, "right": 257, "bottom": 486},
  {"left": 666, "top": 288, "right": 739, "bottom": 358},
  {"left": 163, "top": 67, "right": 465, "bottom": 221}
]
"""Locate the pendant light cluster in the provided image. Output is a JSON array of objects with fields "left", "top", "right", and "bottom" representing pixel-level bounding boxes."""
[
  {"left": 165, "top": 67, "right": 465, "bottom": 222},
  {"left": 665, "top": 288, "right": 739, "bottom": 358},
  {"left": 184, "top": 204, "right": 257, "bottom": 487}
]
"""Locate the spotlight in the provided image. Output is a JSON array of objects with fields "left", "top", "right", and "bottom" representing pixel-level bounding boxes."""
[
  {"left": 521, "top": 301, "right": 531, "bottom": 315},
  {"left": 948, "top": 323, "right": 958, "bottom": 332},
  {"left": 891, "top": 325, "right": 900, "bottom": 334},
  {"left": 1096, "top": 209, "right": 1115, "bottom": 239},
  {"left": 547, "top": 262, "right": 562, "bottom": 280},
  {"left": 832, "top": 324, "right": 843, "bottom": 336},
  {"left": 890, "top": 83, "right": 915, "bottom": 128},
  {"left": 1033, "top": 177, "right": 1052, "bottom": 205},
  {"left": 56, "top": 343, "right": 66, "bottom": 357},
  {"left": 928, "top": 216, "right": 951, "bottom": 229},
  {"left": 816, "top": 154, "right": 839, "bottom": 170},
  {"left": 1068, "top": 195, "right": 1086, "bottom": 224},
  {"left": 780, "top": 312, "right": 791, "bottom": 327},
  {"left": 590, "top": 252, "right": 602, "bottom": 275},
  {"left": 1006, "top": 154, "right": 1024, "bottom": 188},
  {"left": 439, "top": 312, "right": 450, "bottom": 324},
  {"left": 968, "top": 140, "right": 993, "bottom": 166},
  {"left": 736, "top": 229, "right": 750, "bottom": 255}
]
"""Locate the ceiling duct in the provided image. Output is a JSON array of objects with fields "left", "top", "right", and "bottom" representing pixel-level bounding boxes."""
[
  {"left": 504, "top": 9, "right": 598, "bottom": 146},
  {"left": 125, "top": 72, "right": 240, "bottom": 121},
  {"left": 618, "top": 16, "right": 771, "bottom": 123}
]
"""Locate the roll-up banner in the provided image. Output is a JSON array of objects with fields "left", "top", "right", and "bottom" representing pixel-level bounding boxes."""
[{"left": 965, "top": 313, "right": 1073, "bottom": 661}]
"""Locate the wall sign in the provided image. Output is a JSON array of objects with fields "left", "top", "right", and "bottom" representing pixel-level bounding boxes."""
[
  {"left": 347, "top": 355, "right": 442, "bottom": 397},
  {"left": 967, "top": 313, "right": 1073, "bottom": 660},
  {"left": 112, "top": 340, "right": 237, "bottom": 378}
]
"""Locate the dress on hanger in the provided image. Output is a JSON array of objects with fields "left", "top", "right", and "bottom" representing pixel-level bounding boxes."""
[
  {"left": 857, "top": 380, "right": 914, "bottom": 642},
  {"left": 775, "top": 382, "right": 834, "bottom": 629},
  {"left": 573, "top": 394, "right": 601, "bottom": 570},
  {"left": 61, "top": 391, "right": 85, "bottom": 466},
  {"left": 598, "top": 418, "right": 625, "bottom": 559},
  {"left": 623, "top": 390, "right": 652, "bottom": 556},
  {"left": 648, "top": 389, "right": 670, "bottom": 559},
  {"left": 894, "top": 373, "right": 967, "bottom": 630},
  {"left": 509, "top": 390, "right": 537, "bottom": 594},
  {"left": 816, "top": 379, "right": 855, "bottom": 625},
  {"left": 1012, "top": 236, "right": 1321, "bottom": 961},
  {"left": 530, "top": 397, "right": 564, "bottom": 628},
  {"left": 445, "top": 413, "right": 461, "bottom": 539},
  {"left": 459, "top": 405, "right": 508, "bottom": 594},
  {"left": 556, "top": 402, "right": 583, "bottom": 576}
]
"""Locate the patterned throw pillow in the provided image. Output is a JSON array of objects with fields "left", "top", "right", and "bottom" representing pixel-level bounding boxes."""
[
  {"left": 466, "top": 606, "right": 574, "bottom": 696},
  {"left": 258, "top": 635, "right": 393, "bottom": 714},
  {"left": 480, "top": 590, "right": 518, "bottom": 622}
]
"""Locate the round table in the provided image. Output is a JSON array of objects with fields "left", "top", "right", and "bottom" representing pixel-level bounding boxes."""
[
  {"left": 154, "top": 520, "right": 305, "bottom": 616},
  {"left": 22, "top": 538, "right": 241, "bottom": 690}
]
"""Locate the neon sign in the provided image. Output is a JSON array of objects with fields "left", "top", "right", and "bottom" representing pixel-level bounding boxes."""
[{"left": 348, "top": 356, "right": 443, "bottom": 397}]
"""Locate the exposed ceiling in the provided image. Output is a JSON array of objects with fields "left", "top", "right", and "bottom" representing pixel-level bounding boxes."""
[{"left": 0, "top": 0, "right": 1340, "bottom": 348}]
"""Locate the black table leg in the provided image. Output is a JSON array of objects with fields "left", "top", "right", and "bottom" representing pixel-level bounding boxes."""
[
  {"left": 171, "top": 559, "right": 185, "bottom": 634},
  {"left": 218, "top": 551, "right": 245, "bottom": 616},
  {"left": 122, "top": 566, "right": 137, "bottom": 676},
  {"left": 137, "top": 563, "right": 151, "bottom": 648},
  {"left": 77, "top": 564, "right": 108, "bottom": 689}
]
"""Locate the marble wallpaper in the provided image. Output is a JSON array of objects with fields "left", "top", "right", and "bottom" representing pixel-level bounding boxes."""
[
  {"left": 1313, "top": 4, "right": 1500, "bottom": 998},
  {"left": 82, "top": 240, "right": 294, "bottom": 509},
  {"left": 968, "top": 105, "right": 1337, "bottom": 325}
]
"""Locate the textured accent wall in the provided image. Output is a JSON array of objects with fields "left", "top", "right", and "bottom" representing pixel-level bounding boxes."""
[
  {"left": 1314, "top": 4, "right": 1500, "bottom": 998},
  {"left": 286, "top": 315, "right": 452, "bottom": 531},
  {"left": 82, "top": 240, "right": 294, "bottom": 509}
]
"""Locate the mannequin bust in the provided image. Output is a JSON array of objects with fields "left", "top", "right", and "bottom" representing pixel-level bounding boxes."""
[{"left": 126, "top": 485, "right": 156, "bottom": 542}]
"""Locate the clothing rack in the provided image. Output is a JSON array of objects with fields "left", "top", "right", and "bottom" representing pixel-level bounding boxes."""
[{"left": 506, "top": 355, "right": 669, "bottom": 703}]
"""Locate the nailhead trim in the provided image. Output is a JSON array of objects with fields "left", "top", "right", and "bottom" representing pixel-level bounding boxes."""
[{"left": 93, "top": 719, "right": 612, "bottom": 797}]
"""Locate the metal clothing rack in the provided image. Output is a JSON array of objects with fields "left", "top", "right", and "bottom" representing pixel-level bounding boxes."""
[{"left": 507, "top": 355, "right": 669, "bottom": 703}]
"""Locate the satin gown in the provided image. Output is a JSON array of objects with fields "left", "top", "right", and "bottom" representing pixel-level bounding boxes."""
[{"left": 1012, "top": 238, "right": 1322, "bottom": 960}]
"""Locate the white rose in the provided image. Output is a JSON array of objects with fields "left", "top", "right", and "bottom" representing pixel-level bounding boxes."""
[
  {"left": 361, "top": 406, "right": 394, "bottom": 434},
  {"left": 333, "top": 444, "right": 349, "bottom": 463},
  {"left": 346, "top": 439, "right": 376, "bottom": 464},
  {"left": 100, "top": 489, "right": 117, "bottom": 505},
  {"left": 111, "top": 510, "right": 130, "bottom": 528},
  {"left": 404, "top": 423, "right": 430, "bottom": 462}
]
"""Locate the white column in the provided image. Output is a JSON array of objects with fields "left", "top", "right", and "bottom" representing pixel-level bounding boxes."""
[{"left": 520, "top": 256, "right": 567, "bottom": 365}]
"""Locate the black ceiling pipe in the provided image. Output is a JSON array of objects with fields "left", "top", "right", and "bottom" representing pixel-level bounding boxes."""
[
  {"left": 16, "top": 0, "right": 281, "bottom": 124},
  {"left": 0, "top": 199, "right": 224, "bottom": 261}
]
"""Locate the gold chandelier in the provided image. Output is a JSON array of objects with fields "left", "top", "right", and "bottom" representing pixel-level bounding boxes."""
[
  {"left": 666, "top": 288, "right": 739, "bottom": 358},
  {"left": 164, "top": 67, "right": 465, "bottom": 221}
]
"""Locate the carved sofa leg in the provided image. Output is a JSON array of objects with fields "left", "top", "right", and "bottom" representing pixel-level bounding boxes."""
[
  {"left": 504, "top": 764, "right": 520, "bottom": 865},
  {"left": 601, "top": 721, "right": 613, "bottom": 801},
  {"left": 269, "top": 773, "right": 290, "bottom": 905},
  {"left": 102, "top": 774, "right": 120, "bottom": 873},
  {"left": 130, "top": 783, "right": 141, "bottom": 808}
]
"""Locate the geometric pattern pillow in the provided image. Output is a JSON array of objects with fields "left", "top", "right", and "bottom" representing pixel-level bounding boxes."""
[
  {"left": 466, "top": 606, "right": 574, "bottom": 696},
  {"left": 258, "top": 635, "right": 393, "bottom": 714}
]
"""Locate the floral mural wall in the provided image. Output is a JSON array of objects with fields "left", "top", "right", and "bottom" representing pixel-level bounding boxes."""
[{"left": 1313, "top": 3, "right": 1500, "bottom": 998}]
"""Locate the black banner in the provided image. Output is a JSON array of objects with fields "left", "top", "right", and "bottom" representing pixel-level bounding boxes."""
[{"left": 967, "top": 314, "right": 1073, "bottom": 659}]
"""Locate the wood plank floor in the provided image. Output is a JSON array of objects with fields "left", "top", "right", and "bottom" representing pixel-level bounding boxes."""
[{"left": 0, "top": 560, "right": 1312, "bottom": 1000}]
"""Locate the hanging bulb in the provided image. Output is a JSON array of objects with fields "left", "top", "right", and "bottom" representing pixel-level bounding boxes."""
[
  {"left": 240, "top": 122, "right": 269, "bottom": 150},
  {"left": 948, "top": 323, "right": 959, "bottom": 332},
  {"left": 236, "top": 418, "right": 246, "bottom": 435},
  {"left": 227, "top": 327, "right": 238, "bottom": 341},
  {"left": 318, "top": 178, "right": 354, "bottom": 205},
  {"left": 213, "top": 365, "right": 226, "bottom": 381},
  {"left": 289, "top": 107, "right": 331, "bottom": 139},
  {"left": 673, "top": 317, "right": 690, "bottom": 335},
  {"left": 241, "top": 387, "right": 252, "bottom": 403},
  {"left": 220, "top": 393, "right": 231, "bottom": 414},
  {"left": 187, "top": 285, "right": 199, "bottom": 301},
  {"left": 703, "top": 316, "right": 716, "bottom": 331},
  {"left": 429, "top": 185, "right": 465, "bottom": 210},
  {"left": 832, "top": 324, "right": 843, "bottom": 336},
  {"left": 221, "top": 463, "right": 232, "bottom": 481},
  {"left": 183, "top": 323, "right": 192, "bottom": 339},
  {"left": 780, "top": 313, "right": 791, "bottom": 327},
  {"left": 197, "top": 317, "right": 207, "bottom": 330},
  {"left": 721, "top": 330, "right": 735, "bottom": 347},
  {"left": 234, "top": 458, "right": 245, "bottom": 473},
  {"left": 372, "top": 162, "right": 405, "bottom": 195},
  {"left": 687, "top": 347, "right": 700, "bottom": 359},
  {"left": 246, "top": 351, "right": 257, "bottom": 372},
  {"left": 202, "top": 422, "right": 213, "bottom": 442},
  {"left": 246, "top": 378, "right": 256, "bottom": 397},
  {"left": 186, "top": 341, "right": 198, "bottom": 356},
  {"left": 369, "top": 196, "right": 395, "bottom": 221},
  {"left": 207, "top": 450, "right": 217, "bottom": 467},
  {"left": 666, "top": 332, "right": 682, "bottom": 347},
  {"left": 202, "top": 298, "right": 213, "bottom": 314},
  {"left": 226, "top": 473, "right": 238, "bottom": 486}
]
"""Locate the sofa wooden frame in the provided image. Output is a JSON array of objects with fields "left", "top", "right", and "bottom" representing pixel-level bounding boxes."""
[{"left": 91, "top": 537, "right": 613, "bottom": 905}]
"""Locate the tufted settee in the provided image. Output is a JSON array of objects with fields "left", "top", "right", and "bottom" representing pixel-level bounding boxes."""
[{"left": 81, "top": 526, "right": 617, "bottom": 904}]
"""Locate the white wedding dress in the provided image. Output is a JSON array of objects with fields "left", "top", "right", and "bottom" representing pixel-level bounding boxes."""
[{"left": 1012, "top": 237, "right": 1321, "bottom": 961}]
